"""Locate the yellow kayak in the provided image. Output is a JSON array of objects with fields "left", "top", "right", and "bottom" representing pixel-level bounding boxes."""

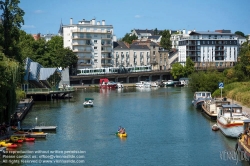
[{"left": 117, "top": 133, "right": 127, "bottom": 137}]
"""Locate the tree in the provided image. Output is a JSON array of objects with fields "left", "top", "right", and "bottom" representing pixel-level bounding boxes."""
[
  {"left": 122, "top": 33, "right": 138, "bottom": 44},
  {"left": 154, "top": 28, "right": 158, "bottom": 35},
  {"left": 235, "top": 31, "right": 245, "bottom": 37},
  {"left": 184, "top": 57, "right": 195, "bottom": 76},
  {"left": 160, "top": 30, "right": 171, "bottom": 50},
  {"left": 0, "top": 0, "right": 25, "bottom": 63},
  {"left": 171, "top": 62, "right": 184, "bottom": 79}
]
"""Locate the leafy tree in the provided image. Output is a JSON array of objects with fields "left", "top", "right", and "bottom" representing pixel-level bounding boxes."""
[
  {"left": 171, "top": 62, "right": 184, "bottom": 79},
  {"left": 234, "top": 42, "right": 250, "bottom": 80},
  {"left": 235, "top": 31, "right": 245, "bottom": 37},
  {"left": 189, "top": 70, "right": 225, "bottom": 93},
  {"left": 184, "top": 57, "right": 195, "bottom": 76},
  {"left": 154, "top": 28, "right": 158, "bottom": 35},
  {"left": 160, "top": 30, "right": 171, "bottom": 50},
  {"left": 0, "top": 0, "right": 25, "bottom": 63},
  {"left": 122, "top": 33, "right": 138, "bottom": 44}
]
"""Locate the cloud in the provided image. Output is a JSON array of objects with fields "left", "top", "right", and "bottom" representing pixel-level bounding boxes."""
[
  {"left": 34, "top": 10, "right": 44, "bottom": 14},
  {"left": 22, "top": 25, "right": 35, "bottom": 29},
  {"left": 135, "top": 15, "right": 142, "bottom": 18}
]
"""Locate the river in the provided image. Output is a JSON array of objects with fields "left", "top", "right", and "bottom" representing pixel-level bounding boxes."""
[{"left": 4, "top": 87, "right": 249, "bottom": 166}]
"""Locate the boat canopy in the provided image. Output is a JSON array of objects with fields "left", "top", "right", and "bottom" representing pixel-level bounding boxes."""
[{"left": 85, "top": 98, "right": 94, "bottom": 101}]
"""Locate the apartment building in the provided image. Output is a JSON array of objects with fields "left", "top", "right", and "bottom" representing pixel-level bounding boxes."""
[
  {"left": 113, "top": 41, "right": 150, "bottom": 68},
  {"left": 178, "top": 30, "right": 239, "bottom": 68},
  {"left": 63, "top": 18, "right": 114, "bottom": 69}
]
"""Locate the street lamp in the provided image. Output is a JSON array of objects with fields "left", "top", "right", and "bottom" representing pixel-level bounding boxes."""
[{"left": 35, "top": 117, "right": 38, "bottom": 126}]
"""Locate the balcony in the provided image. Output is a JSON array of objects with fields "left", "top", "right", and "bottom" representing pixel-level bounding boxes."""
[
  {"left": 73, "top": 49, "right": 93, "bottom": 53},
  {"left": 79, "top": 62, "right": 92, "bottom": 66}
]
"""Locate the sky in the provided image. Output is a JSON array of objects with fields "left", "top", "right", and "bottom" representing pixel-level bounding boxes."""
[{"left": 19, "top": 0, "right": 250, "bottom": 39}]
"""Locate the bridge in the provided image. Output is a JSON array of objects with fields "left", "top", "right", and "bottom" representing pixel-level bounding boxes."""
[{"left": 70, "top": 66, "right": 232, "bottom": 85}]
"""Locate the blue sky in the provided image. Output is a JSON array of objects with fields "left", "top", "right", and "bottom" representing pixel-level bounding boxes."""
[{"left": 20, "top": 0, "right": 250, "bottom": 39}]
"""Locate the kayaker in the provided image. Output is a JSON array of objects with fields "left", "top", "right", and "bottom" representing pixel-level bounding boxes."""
[{"left": 118, "top": 126, "right": 122, "bottom": 132}]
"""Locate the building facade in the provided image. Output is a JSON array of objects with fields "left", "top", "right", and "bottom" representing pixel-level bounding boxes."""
[
  {"left": 178, "top": 30, "right": 239, "bottom": 68},
  {"left": 63, "top": 18, "right": 114, "bottom": 69}
]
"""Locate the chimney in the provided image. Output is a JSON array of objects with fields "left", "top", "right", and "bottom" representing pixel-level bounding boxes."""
[
  {"left": 102, "top": 20, "right": 105, "bottom": 25},
  {"left": 70, "top": 18, "right": 73, "bottom": 25},
  {"left": 97, "top": 21, "right": 100, "bottom": 25},
  {"left": 92, "top": 19, "right": 96, "bottom": 25}
]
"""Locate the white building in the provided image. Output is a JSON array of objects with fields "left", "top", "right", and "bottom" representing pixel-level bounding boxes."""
[
  {"left": 63, "top": 18, "right": 114, "bottom": 69},
  {"left": 178, "top": 30, "right": 239, "bottom": 68}
]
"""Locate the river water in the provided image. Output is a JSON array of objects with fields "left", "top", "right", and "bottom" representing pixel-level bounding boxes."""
[{"left": 4, "top": 87, "right": 249, "bottom": 165}]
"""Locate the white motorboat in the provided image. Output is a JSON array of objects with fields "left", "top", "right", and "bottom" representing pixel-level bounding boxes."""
[
  {"left": 83, "top": 98, "right": 94, "bottom": 107},
  {"left": 192, "top": 91, "right": 211, "bottom": 109},
  {"left": 162, "top": 80, "right": 175, "bottom": 87},
  {"left": 135, "top": 81, "right": 151, "bottom": 88},
  {"left": 217, "top": 104, "right": 249, "bottom": 138},
  {"left": 117, "top": 82, "right": 124, "bottom": 89}
]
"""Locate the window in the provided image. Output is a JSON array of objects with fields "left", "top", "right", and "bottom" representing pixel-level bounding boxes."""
[
  {"left": 94, "top": 53, "right": 98, "bottom": 57},
  {"left": 94, "top": 40, "right": 97, "bottom": 44},
  {"left": 94, "top": 47, "right": 97, "bottom": 50},
  {"left": 94, "top": 59, "right": 98, "bottom": 63}
]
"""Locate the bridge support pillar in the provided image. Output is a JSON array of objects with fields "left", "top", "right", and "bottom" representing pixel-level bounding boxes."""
[
  {"left": 126, "top": 77, "right": 129, "bottom": 83},
  {"left": 115, "top": 77, "right": 118, "bottom": 82},
  {"left": 149, "top": 75, "right": 152, "bottom": 81},
  {"left": 160, "top": 75, "right": 163, "bottom": 81},
  {"left": 91, "top": 79, "right": 95, "bottom": 84},
  {"left": 138, "top": 76, "right": 141, "bottom": 82}
]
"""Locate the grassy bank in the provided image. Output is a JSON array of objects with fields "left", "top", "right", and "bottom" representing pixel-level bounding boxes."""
[{"left": 213, "top": 82, "right": 250, "bottom": 107}]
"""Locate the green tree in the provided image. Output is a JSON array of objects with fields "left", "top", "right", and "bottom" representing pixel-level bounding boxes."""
[
  {"left": 171, "top": 62, "right": 184, "bottom": 79},
  {"left": 154, "top": 28, "right": 158, "bottom": 35},
  {"left": 235, "top": 31, "right": 245, "bottom": 37},
  {"left": 184, "top": 57, "right": 195, "bottom": 76},
  {"left": 122, "top": 33, "right": 138, "bottom": 44},
  {"left": 0, "top": 0, "right": 25, "bottom": 63},
  {"left": 160, "top": 30, "right": 171, "bottom": 50},
  {"left": 189, "top": 70, "right": 225, "bottom": 93}
]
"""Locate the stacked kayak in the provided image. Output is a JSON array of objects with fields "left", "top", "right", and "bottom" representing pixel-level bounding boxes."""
[{"left": 0, "top": 141, "right": 18, "bottom": 148}]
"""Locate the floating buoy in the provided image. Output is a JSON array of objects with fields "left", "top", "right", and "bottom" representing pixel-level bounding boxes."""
[{"left": 212, "top": 124, "right": 219, "bottom": 131}]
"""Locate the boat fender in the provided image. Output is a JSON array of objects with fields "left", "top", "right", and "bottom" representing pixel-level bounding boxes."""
[
  {"left": 238, "top": 133, "right": 242, "bottom": 139},
  {"left": 235, "top": 143, "right": 238, "bottom": 152}
]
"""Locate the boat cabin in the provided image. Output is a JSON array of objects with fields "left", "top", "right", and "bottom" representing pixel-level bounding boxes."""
[
  {"left": 219, "top": 104, "right": 243, "bottom": 118},
  {"left": 193, "top": 91, "right": 211, "bottom": 100}
]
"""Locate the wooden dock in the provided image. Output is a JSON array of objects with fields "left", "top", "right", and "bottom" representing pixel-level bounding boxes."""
[
  {"left": 12, "top": 132, "right": 48, "bottom": 138},
  {"left": 22, "top": 126, "right": 57, "bottom": 132}
]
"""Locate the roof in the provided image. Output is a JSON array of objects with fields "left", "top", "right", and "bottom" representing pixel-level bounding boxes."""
[
  {"left": 129, "top": 44, "right": 150, "bottom": 50},
  {"left": 134, "top": 29, "right": 154, "bottom": 35},
  {"left": 148, "top": 35, "right": 161, "bottom": 40},
  {"left": 113, "top": 41, "right": 129, "bottom": 50},
  {"left": 40, "top": 68, "right": 59, "bottom": 80},
  {"left": 221, "top": 104, "right": 242, "bottom": 108},
  {"left": 189, "top": 31, "right": 234, "bottom": 35}
]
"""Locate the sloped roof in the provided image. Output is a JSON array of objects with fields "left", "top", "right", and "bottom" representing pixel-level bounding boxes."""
[
  {"left": 148, "top": 35, "right": 161, "bottom": 40},
  {"left": 130, "top": 43, "right": 150, "bottom": 50},
  {"left": 113, "top": 41, "right": 130, "bottom": 50},
  {"left": 134, "top": 29, "right": 154, "bottom": 35},
  {"left": 40, "top": 68, "right": 60, "bottom": 80}
]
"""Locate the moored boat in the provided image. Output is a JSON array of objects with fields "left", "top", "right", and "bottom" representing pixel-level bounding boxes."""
[
  {"left": 192, "top": 91, "right": 211, "bottom": 109},
  {"left": 99, "top": 78, "right": 117, "bottom": 89},
  {"left": 202, "top": 98, "right": 230, "bottom": 120},
  {"left": 236, "top": 119, "right": 250, "bottom": 160},
  {"left": 0, "top": 141, "right": 18, "bottom": 148},
  {"left": 135, "top": 81, "right": 151, "bottom": 88},
  {"left": 162, "top": 80, "right": 175, "bottom": 87},
  {"left": 217, "top": 104, "right": 249, "bottom": 138}
]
